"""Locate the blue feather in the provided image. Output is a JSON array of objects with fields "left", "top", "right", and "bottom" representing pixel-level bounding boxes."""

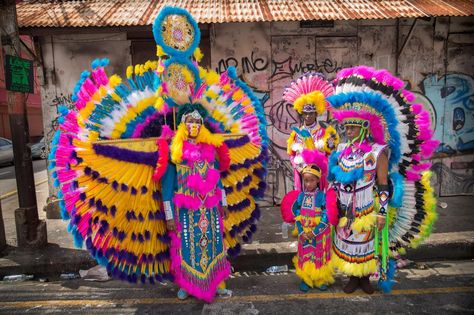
[
  {"left": 378, "top": 259, "right": 397, "bottom": 294},
  {"left": 389, "top": 172, "right": 404, "bottom": 208},
  {"left": 152, "top": 6, "right": 201, "bottom": 59}
]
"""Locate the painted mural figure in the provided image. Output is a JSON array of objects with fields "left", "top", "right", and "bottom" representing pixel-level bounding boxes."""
[
  {"left": 283, "top": 73, "right": 339, "bottom": 190},
  {"left": 280, "top": 149, "right": 339, "bottom": 292},
  {"left": 50, "top": 6, "right": 268, "bottom": 303},
  {"left": 327, "top": 66, "right": 439, "bottom": 294}
]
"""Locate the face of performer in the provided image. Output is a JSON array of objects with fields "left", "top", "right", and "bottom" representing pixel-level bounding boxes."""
[
  {"left": 185, "top": 116, "right": 202, "bottom": 139},
  {"left": 345, "top": 125, "right": 362, "bottom": 141},
  {"left": 303, "top": 173, "right": 319, "bottom": 192},
  {"left": 302, "top": 111, "right": 317, "bottom": 126}
]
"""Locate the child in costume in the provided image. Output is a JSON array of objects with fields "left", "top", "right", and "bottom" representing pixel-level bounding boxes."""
[
  {"left": 327, "top": 66, "right": 439, "bottom": 294},
  {"left": 283, "top": 73, "right": 339, "bottom": 190},
  {"left": 280, "top": 149, "right": 338, "bottom": 292},
  {"left": 49, "top": 6, "right": 268, "bottom": 303},
  {"left": 162, "top": 104, "right": 232, "bottom": 301}
]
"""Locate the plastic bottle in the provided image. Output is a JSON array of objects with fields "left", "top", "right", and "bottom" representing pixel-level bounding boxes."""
[
  {"left": 266, "top": 265, "right": 289, "bottom": 273},
  {"left": 3, "top": 274, "right": 34, "bottom": 282},
  {"left": 60, "top": 273, "right": 79, "bottom": 280},
  {"left": 281, "top": 222, "right": 289, "bottom": 239}
]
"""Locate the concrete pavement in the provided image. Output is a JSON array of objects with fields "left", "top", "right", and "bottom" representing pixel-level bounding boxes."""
[
  {"left": 1, "top": 260, "right": 473, "bottom": 314},
  {"left": 0, "top": 172, "right": 473, "bottom": 277}
]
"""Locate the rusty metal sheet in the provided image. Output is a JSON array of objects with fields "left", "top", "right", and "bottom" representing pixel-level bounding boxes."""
[{"left": 16, "top": 0, "right": 474, "bottom": 28}]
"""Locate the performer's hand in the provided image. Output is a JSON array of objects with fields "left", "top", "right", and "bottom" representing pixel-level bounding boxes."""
[
  {"left": 166, "top": 219, "right": 176, "bottom": 231},
  {"left": 305, "top": 232, "right": 315, "bottom": 240},
  {"left": 377, "top": 216, "right": 386, "bottom": 231},
  {"left": 222, "top": 206, "right": 229, "bottom": 219}
]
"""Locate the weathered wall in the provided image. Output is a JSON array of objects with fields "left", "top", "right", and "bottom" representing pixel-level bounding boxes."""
[
  {"left": 211, "top": 17, "right": 474, "bottom": 199},
  {"left": 38, "top": 32, "right": 131, "bottom": 197}
]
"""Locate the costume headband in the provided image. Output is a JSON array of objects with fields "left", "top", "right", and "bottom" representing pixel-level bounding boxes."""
[
  {"left": 181, "top": 109, "right": 203, "bottom": 123},
  {"left": 302, "top": 164, "right": 321, "bottom": 178},
  {"left": 342, "top": 118, "right": 370, "bottom": 129},
  {"left": 302, "top": 104, "right": 317, "bottom": 113}
]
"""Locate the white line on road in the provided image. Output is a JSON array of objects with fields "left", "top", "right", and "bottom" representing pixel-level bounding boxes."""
[{"left": 0, "top": 171, "right": 11, "bottom": 176}]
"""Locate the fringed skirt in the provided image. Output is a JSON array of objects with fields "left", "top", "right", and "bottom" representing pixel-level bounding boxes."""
[
  {"left": 332, "top": 223, "right": 377, "bottom": 277},
  {"left": 169, "top": 205, "right": 231, "bottom": 302},
  {"left": 294, "top": 226, "right": 334, "bottom": 287}
]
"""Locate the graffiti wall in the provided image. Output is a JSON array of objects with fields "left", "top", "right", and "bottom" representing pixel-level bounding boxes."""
[{"left": 211, "top": 18, "right": 474, "bottom": 198}]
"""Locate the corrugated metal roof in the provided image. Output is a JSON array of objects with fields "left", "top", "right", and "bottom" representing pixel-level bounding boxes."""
[{"left": 17, "top": 0, "right": 474, "bottom": 28}]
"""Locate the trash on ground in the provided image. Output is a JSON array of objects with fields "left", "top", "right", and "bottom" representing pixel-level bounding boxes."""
[
  {"left": 266, "top": 265, "right": 288, "bottom": 273},
  {"left": 79, "top": 265, "right": 111, "bottom": 282},
  {"left": 3, "top": 274, "right": 34, "bottom": 282},
  {"left": 59, "top": 273, "right": 80, "bottom": 280}
]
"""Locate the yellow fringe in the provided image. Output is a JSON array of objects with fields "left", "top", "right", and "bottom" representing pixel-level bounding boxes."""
[
  {"left": 351, "top": 211, "right": 376, "bottom": 233},
  {"left": 293, "top": 256, "right": 335, "bottom": 288},
  {"left": 287, "top": 130, "right": 296, "bottom": 155},
  {"left": 331, "top": 250, "right": 377, "bottom": 277},
  {"left": 193, "top": 48, "right": 204, "bottom": 62},
  {"left": 322, "top": 125, "right": 340, "bottom": 154}
]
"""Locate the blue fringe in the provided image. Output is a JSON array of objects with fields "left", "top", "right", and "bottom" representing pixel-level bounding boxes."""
[
  {"left": 389, "top": 172, "right": 404, "bottom": 208},
  {"left": 378, "top": 259, "right": 397, "bottom": 294},
  {"left": 327, "top": 151, "right": 340, "bottom": 182},
  {"left": 152, "top": 6, "right": 201, "bottom": 59},
  {"left": 330, "top": 164, "right": 364, "bottom": 184}
]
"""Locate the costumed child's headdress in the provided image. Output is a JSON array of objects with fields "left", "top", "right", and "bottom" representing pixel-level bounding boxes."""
[
  {"left": 282, "top": 72, "right": 334, "bottom": 115},
  {"left": 300, "top": 149, "right": 328, "bottom": 189}
]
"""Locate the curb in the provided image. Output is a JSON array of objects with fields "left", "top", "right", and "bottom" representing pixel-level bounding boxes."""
[{"left": 1, "top": 232, "right": 473, "bottom": 277}]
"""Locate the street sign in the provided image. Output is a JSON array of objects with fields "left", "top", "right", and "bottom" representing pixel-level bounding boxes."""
[{"left": 4, "top": 54, "right": 34, "bottom": 93}]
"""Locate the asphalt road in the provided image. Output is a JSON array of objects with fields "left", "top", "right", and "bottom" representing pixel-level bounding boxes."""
[
  {"left": 1, "top": 260, "right": 473, "bottom": 314},
  {"left": 0, "top": 159, "right": 47, "bottom": 196}
]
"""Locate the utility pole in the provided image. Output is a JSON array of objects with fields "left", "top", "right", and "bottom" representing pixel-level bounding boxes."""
[{"left": 1, "top": 0, "right": 47, "bottom": 248}]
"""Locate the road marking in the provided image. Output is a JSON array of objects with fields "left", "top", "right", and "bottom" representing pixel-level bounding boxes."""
[
  {"left": 0, "top": 178, "right": 48, "bottom": 200},
  {"left": 1, "top": 286, "right": 473, "bottom": 308},
  {"left": 0, "top": 171, "right": 11, "bottom": 176}
]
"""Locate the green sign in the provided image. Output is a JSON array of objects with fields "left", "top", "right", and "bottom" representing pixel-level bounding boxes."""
[{"left": 5, "top": 55, "right": 34, "bottom": 93}]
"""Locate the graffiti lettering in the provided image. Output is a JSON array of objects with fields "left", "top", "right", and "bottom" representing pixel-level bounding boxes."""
[
  {"left": 270, "top": 57, "right": 343, "bottom": 81},
  {"left": 216, "top": 51, "right": 269, "bottom": 74}
]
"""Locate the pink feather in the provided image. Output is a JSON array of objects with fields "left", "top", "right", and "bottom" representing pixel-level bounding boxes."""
[
  {"left": 280, "top": 190, "right": 299, "bottom": 223},
  {"left": 325, "top": 187, "right": 339, "bottom": 226}
]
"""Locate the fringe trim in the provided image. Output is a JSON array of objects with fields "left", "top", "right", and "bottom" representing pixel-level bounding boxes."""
[
  {"left": 293, "top": 256, "right": 335, "bottom": 288},
  {"left": 331, "top": 249, "right": 377, "bottom": 277}
]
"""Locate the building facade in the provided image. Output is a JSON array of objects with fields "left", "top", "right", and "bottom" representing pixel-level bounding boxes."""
[{"left": 19, "top": 7, "right": 474, "bottom": 203}]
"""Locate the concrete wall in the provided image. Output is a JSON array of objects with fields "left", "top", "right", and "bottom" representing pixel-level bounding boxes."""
[
  {"left": 38, "top": 32, "right": 131, "bottom": 197},
  {"left": 210, "top": 17, "right": 474, "bottom": 198},
  {"left": 37, "top": 17, "right": 474, "bottom": 205}
]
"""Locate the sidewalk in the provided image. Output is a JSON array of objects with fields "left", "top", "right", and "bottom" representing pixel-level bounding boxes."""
[{"left": 0, "top": 179, "right": 473, "bottom": 277}]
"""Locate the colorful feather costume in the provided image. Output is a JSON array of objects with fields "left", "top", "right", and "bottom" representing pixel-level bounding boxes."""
[
  {"left": 280, "top": 149, "right": 338, "bottom": 290},
  {"left": 283, "top": 73, "right": 339, "bottom": 190},
  {"left": 327, "top": 66, "right": 439, "bottom": 293},
  {"left": 49, "top": 6, "right": 268, "bottom": 302}
]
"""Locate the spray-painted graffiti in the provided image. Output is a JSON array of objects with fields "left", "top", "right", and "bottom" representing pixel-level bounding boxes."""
[
  {"left": 215, "top": 51, "right": 269, "bottom": 75},
  {"left": 48, "top": 92, "right": 74, "bottom": 139},
  {"left": 418, "top": 73, "right": 474, "bottom": 154},
  {"left": 431, "top": 160, "right": 474, "bottom": 196},
  {"left": 270, "top": 57, "right": 343, "bottom": 82}
]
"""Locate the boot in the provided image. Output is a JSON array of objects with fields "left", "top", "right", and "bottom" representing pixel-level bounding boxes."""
[
  {"left": 360, "top": 276, "right": 374, "bottom": 295},
  {"left": 343, "top": 276, "right": 359, "bottom": 294}
]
